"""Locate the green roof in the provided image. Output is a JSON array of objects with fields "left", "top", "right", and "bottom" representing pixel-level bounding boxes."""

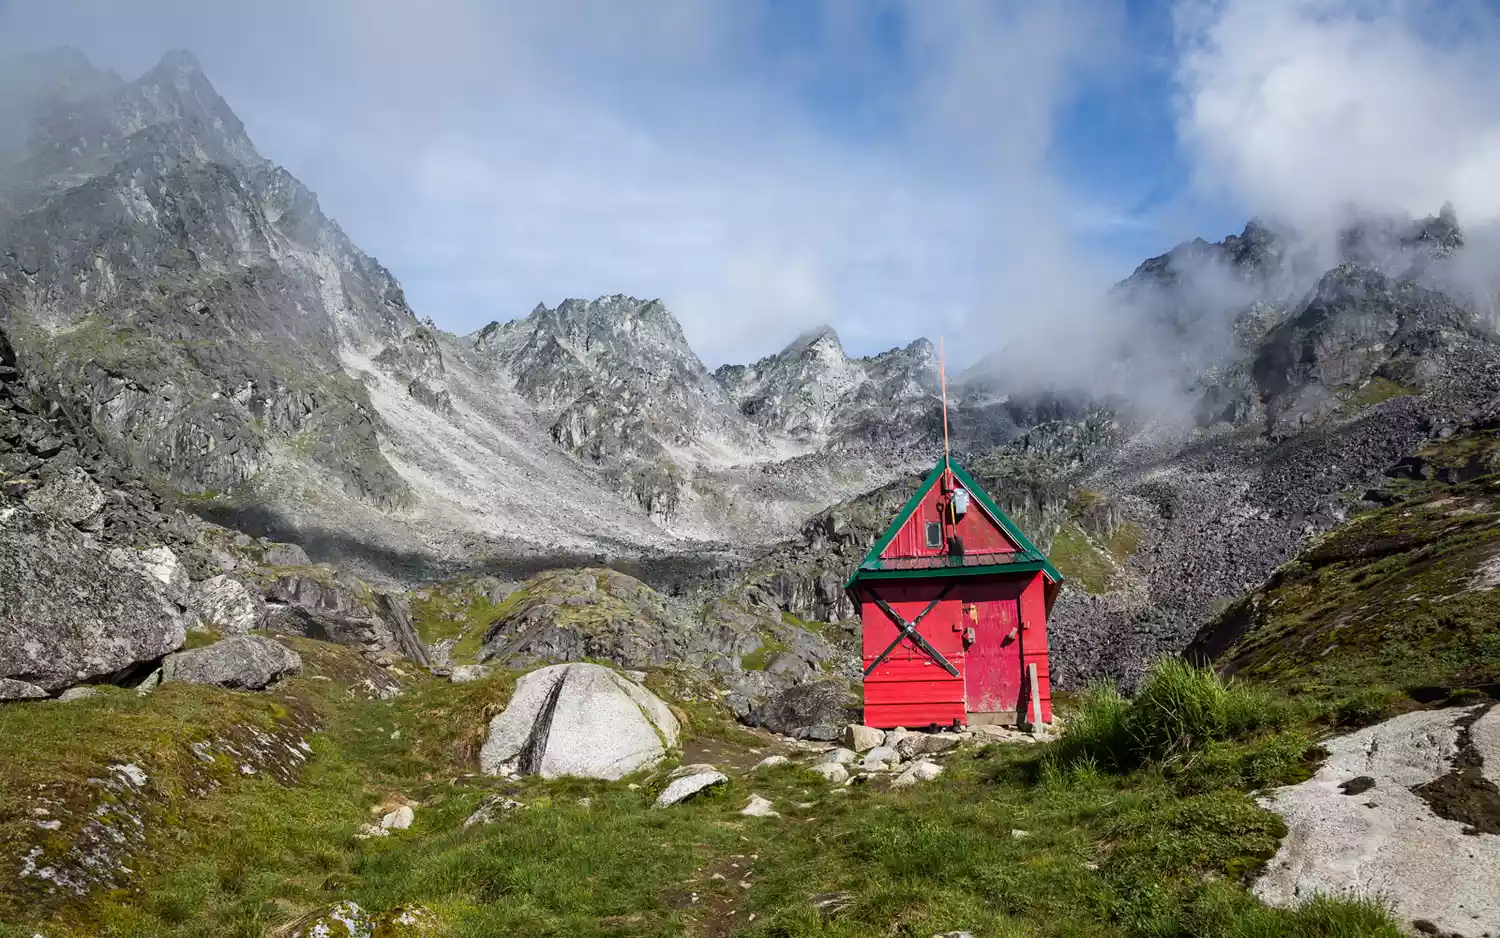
[{"left": 844, "top": 456, "right": 1064, "bottom": 590}]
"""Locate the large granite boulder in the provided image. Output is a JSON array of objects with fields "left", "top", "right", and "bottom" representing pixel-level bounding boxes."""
[
  {"left": 480, "top": 663, "right": 679, "bottom": 780},
  {"left": 161, "top": 635, "right": 302, "bottom": 691},
  {"left": 0, "top": 506, "right": 185, "bottom": 693}
]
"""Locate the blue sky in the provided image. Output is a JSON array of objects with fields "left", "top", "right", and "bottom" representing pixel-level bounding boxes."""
[{"left": 2, "top": 0, "right": 1498, "bottom": 366}]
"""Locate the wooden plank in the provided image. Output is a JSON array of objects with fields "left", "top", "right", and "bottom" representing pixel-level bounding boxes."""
[{"left": 1026, "top": 662, "right": 1042, "bottom": 727}]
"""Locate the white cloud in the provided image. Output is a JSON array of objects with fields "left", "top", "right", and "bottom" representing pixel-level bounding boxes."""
[
  {"left": 1174, "top": 0, "right": 1500, "bottom": 227},
  {"left": 0, "top": 0, "right": 1134, "bottom": 367}
]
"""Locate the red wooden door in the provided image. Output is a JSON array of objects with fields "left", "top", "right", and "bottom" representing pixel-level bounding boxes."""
[
  {"left": 962, "top": 588, "right": 1023, "bottom": 714},
  {"left": 860, "top": 581, "right": 966, "bottom": 728}
]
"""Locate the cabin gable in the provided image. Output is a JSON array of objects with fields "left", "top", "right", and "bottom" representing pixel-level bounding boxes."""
[
  {"left": 879, "top": 481, "right": 1021, "bottom": 561},
  {"left": 849, "top": 457, "right": 1064, "bottom": 587}
]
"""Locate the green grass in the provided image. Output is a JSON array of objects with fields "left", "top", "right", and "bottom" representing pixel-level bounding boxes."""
[
  {"left": 779, "top": 610, "right": 827, "bottom": 633},
  {"left": 1046, "top": 661, "right": 1302, "bottom": 783},
  {"left": 1105, "top": 521, "right": 1143, "bottom": 561},
  {"left": 740, "top": 635, "right": 788, "bottom": 671},
  {"left": 1049, "top": 522, "right": 1117, "bottom": 594},
  {"left": 0, "top": 640, "right": 1407, "bottom": 938},
  {"left": 1343, "top": 376, "right": 1413, "bottom": 409},
  {"left": 410, "top": 581, "right": 526, "bottom": 664}
]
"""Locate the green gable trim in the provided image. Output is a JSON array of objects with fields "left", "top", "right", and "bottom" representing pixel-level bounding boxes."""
[
  {"left": 844, "top": 456, "right": 1065, "bottom": 591},
  {"left": 854, "top": 458, "right": 947, "bottom": 574},
  {"left": 848, "top": 560, "right": 1051, "bottom": 585},
  {"left": 948, "top": 460, "right": 1064, "bottom": 584}
]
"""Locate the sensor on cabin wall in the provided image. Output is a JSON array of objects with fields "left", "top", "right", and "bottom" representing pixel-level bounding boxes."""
[{"left": 952, "top": 487, "right": 969, "bottom": 517}]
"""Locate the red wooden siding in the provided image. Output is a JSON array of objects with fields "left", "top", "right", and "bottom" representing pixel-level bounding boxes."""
[
  {"left": 859, "top": 581, "right": 966, "bottom": 728},
  {"left": 1019, "top": 573, "right": 1054, "bottom": 723},
  {"left": 879, "top": 477, "right": 1021, "bottom": 561}
]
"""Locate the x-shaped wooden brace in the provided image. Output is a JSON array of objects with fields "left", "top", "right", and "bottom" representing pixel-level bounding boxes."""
[{"left": 862, "top": 583, "right": 959, "bottom": 678}]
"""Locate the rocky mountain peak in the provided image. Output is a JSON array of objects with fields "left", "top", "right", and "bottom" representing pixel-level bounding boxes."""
[
  {"left": 715, "top": 327, "right": 940, "bottom": 447},
  {"left": 782, "top": 325, "right": 844, "bottom": 359},
  {"left": 152, "top": 48, "right": 204, "bottom": 75},
  {"left": 472, "top": 294, "right": 762, "bottom": 465}
]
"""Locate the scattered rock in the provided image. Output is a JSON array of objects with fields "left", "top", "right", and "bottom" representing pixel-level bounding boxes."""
[
  {"left": 354, "top": 823, "right": 389, "bottom": 840},
  {"left": 740, "top": 794, "right": 780, "bottom": 818},
  {"left": 375, "top": 905, "right": 440, "bottom": 935},
  {"left": 1011, "top": 829, "right": 1031, "bottom": 839},
  {"left": 892, "top": 760, "right": 944, "bottom": 788},
  {"left": 269, "top": 900, "right": 373, "bottom": 938},
  {"left": 753, "top": 755, "right": 790, "bottom": 771},
  {"left": 449, "top": 664, "right": 494, "bottom": 683},
  {"left": 23, "top": 467, "right": 104, "bottom": 528},
  {"left": 56, "top": 686, "right": 101, "bottom": 702},
  {"left": 972, "top": 724, "right": 1038, "bottom": 744},
  {"left": 135, "top": 669, "right": 161, "bottom": 695},
  {"left": 480, "top": 663, "right": 679, "bottom": 780},
  {"left": 161, "top": 636, "right": 302, "bottom": 691},
  {"left": 809, "top": 891, "right": 854, "bottom": 921},
  {"left": 669, "top": 762, "right": 719, "bottom": 779},
  {"left": 381, "top": 805, "right": 415, "bottom": 831},
  {"left": 464, "top": 795, "right": 525, "bottom": 828},
  {"left": 654, "top": 771, "right": 727, "bottom": 808},
  {"left": 922, "top": 734, "right": 960, "bottom": 755},
  {"left": 809, "top": 763, "right": 850, "bottom": 784},
  {"left": 843, "top": 723, "right": 884, "bottom": 752},
  {"left": 933, "top": 932, "right": 977, "bottom": 938},
  {"left": 819, "top": 748, "right": 857, "bottom": 766},
  {"left": 862, "top": 746, "right": 898, "bottom": 771},
  {"left": 893, "top": 732, "right": 928, "bottom": 761},
  {"left": 0, "top": 678, "right": 47, "bottom": 700},
  {"left": 187, "top": 574, "right": 263, "bottom": 634}
]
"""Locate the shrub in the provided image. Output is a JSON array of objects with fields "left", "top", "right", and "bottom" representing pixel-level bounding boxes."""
[
  {"left": 1333, "top": 687, "right": 1405, "bottom": 728},
  {"left": 1049, "top": 660, "right": 1287, "bottom": 774},
  {"left": 1184, "top": 880, "right": 1404, "bottom": 938}
]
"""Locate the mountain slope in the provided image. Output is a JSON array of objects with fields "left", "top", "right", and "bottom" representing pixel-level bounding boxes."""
[{"left": 1186, "top": 406, "right": 1500, "bottom": 700}]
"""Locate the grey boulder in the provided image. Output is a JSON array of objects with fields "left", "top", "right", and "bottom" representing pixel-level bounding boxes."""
[
  {"left": 0, "top": 507, "right": 186, "bottom": 693},
  {"left": 747, "top": 679, "right": 860, "bottom": 741},
  {"left": 480, "top": 663, "right": 679, "bottom": 780},
  {"left": 188, "top": 575, "right": 264, "bottom": 634},
  {"left": 654, "top": 770, "right": 727, "bottom": 808},
  {"left": 843, "top": 724, "right": 884, "bottom": 752},
  {"left": 134, "top": 547, "right": 191, "bottom": 607},
  {"left": 449, "top": 664, "right": 494, "bottom": 683},
  {"left": 741, "top": 794, "right": 780, "bottom": 818},
  {"left": 23, "top": 467, "right": 105, "bottom": 529},
  {"left": 892, "top": 760, "right": 944, "bottom": 787},
  {"left": 161, "top": 636, "right": 302, "bottom": 691},
  {"left": 0, "top": 678, "right": 47, "bottom": 700}
]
